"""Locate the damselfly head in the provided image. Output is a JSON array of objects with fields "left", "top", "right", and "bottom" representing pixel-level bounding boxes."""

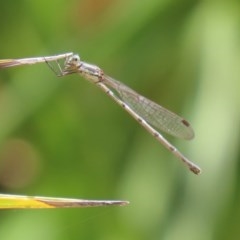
[
  {"left": 65, "top": 54, "right": 81, "bottom": 68},
  {"left": 62, "top": 54, "right": 81, "bottom": 75}
]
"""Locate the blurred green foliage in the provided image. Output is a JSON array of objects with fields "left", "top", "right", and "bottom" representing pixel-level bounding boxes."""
[{"left": 0, "top": 0, "right": 240, "bottom": 239}]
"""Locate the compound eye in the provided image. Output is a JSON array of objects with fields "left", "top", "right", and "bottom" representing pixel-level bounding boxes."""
[{"left": 72, "top": 55, "right": 80, "bottom": 63}]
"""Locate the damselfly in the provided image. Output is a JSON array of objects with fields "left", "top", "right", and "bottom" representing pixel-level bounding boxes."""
[{"left": 47, "top": 54, "right": 201, "bottom": 175}]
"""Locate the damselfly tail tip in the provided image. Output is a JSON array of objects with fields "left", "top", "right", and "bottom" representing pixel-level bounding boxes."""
[{"left": 190, "top": 165, "right": 202, "bottom": 175}]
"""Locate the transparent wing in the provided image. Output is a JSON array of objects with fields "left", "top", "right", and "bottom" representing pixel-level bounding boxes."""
[{"left": 104, "top": 76, "right": 194, "bottom": 140}]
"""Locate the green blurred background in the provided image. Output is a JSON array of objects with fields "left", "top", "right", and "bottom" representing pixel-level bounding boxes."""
[{"left": 0, "top": 0, "right": 240, "bottom": 239}]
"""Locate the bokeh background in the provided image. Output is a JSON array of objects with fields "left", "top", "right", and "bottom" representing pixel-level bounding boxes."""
[{"left": 0, "top": 0, "right": 240, "bottom": 239}]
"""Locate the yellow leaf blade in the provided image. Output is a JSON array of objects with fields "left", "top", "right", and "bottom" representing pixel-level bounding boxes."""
[{"left": 0, "top": 194, "right": 129, "bottom": 209}]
